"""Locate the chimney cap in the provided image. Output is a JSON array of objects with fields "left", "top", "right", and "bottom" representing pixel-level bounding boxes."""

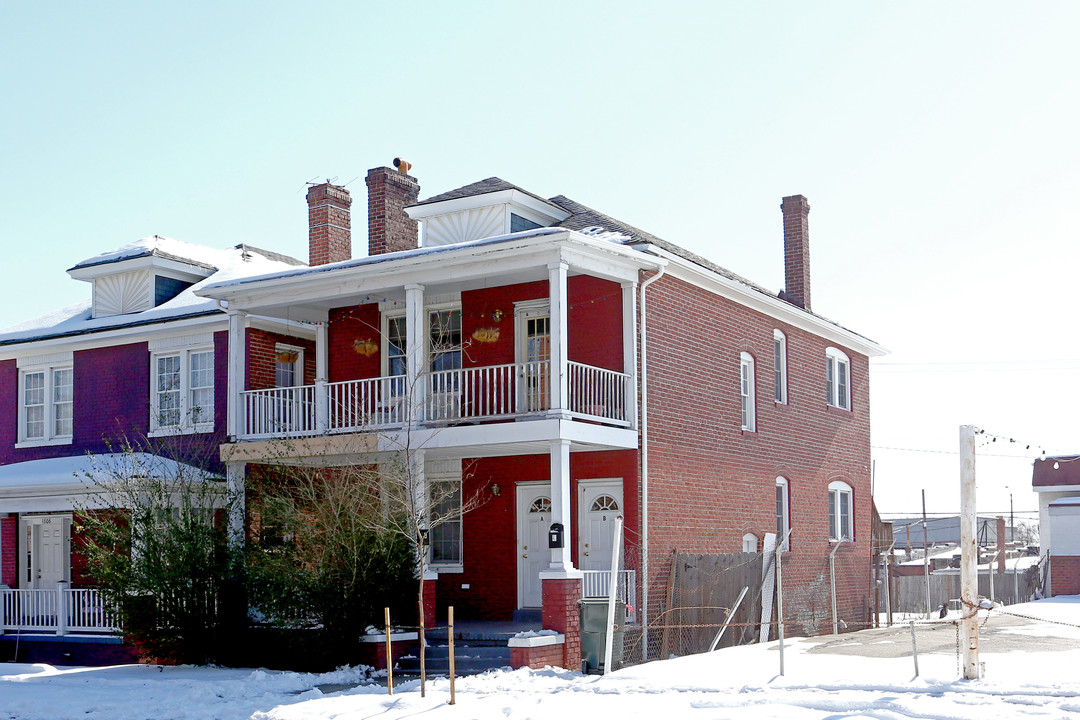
[{"left": 393, "top": 157, "right": 412, "bottom": 174}]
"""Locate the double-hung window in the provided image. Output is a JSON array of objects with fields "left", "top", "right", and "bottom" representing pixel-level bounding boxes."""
[
  {"left": 828, "top": 480, "right": 853, "bottom": 541},
  {"left": 739, "top": 352, "right": 756, "bottom": 431},
  {"left": 825, "top": 347, "right": 851, "bottom": 410},
  {"left": 18, "top": 362, "right": 74, "bottom": 445},
  {"left": 428, "top": 460, "right": 463, "bottom": 567},
  {"left": 773, "top": 330, "right": 787, "bottom": 404},
  {"left": 150, "top": 345, "right": 215, "bottom": 435}
]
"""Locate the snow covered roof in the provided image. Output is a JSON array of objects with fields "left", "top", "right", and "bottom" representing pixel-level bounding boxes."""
[
  {"left": 0, "top": 452, "right": 220, "bottom": 491},
  {"left": 68, "top": 235, "right": 222, "bottom": 273},
  {"left": 0, "top": 241, "right": 305, "bottom": 346}
]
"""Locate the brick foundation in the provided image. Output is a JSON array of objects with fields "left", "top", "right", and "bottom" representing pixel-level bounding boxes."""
[{"left": 1052, "top": 555, "right": 1080, "bottom": 595}]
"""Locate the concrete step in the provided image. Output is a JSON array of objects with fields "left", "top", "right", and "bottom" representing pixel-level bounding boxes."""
[{"left": 396, "top": 641, "right": 512, "bottom": 676}]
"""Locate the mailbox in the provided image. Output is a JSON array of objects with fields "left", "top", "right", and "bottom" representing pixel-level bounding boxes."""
[{"left": 548, "top": 522, "right": 564, "bottom": 549}]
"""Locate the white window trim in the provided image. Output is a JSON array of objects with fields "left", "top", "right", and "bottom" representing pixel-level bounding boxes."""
[
  {"left": 828, "top": 480, "right": 854, "bottom": 542},
  {"left": 773, "top": 330, "right": 787, "bottom": 404},
  {"left": 825, "top": 347, "right": 851, "bottom": 410},
  {"left": 149, "top": 345, "right": 216, "bottom": 437},
  {"left": 427, "top": 463, "right": 464, "bottom": 569},
  {"left": 381, "top": 302, "right": 462, "bottom": 377},
  {"left": 274, "top": 343, "right": 305, "bottom": 388},
  {"left": 776, "top": 476, "right": 790, "bottom": 551},
  {"left": 16, "top": 362, "right": 74, "bottom": 448},
  {"left": 739, "top": 352, "right": 756, "bottom": 432},
  {"left": 742, "top": 533, "right": 758, "bottom": 553}
]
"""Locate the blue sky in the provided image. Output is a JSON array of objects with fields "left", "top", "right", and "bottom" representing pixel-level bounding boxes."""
[{"left": 2, "top": 2, "right": 1078, "bottom": 520}]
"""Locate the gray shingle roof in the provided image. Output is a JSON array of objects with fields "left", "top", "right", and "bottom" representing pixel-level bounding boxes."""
[{"left": 411, "top": 177, "right": 559, "bottom": 211}]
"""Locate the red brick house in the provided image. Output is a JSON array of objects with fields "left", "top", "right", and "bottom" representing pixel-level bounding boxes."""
[
  {"left": 199, "top": 164, "right": 886, "bottom": 669},
  {"left": 1033, "top": 455, "right": 1080, "bottom": 595}
]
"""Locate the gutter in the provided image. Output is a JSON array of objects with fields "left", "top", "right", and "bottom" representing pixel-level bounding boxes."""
[{"left": 638, "top": 260, "right": 666, "bottom": 659}]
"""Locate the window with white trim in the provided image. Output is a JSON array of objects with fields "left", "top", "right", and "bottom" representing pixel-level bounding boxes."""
[
  {"left": 825, "top": 347, "right": 851, "bottom": 410},
  {"left": 828, "top": 480, "right": 853, "bottom": 541},
  {"left": 773, "top": 330, "right": 787, "bottom": 404},
  {"left": 742, "top": 533, "right": 758, "bottom": 553},
  {"left": 151, "top": 347, "right": 215, "bottom": 434},
  {"left": 429, "top": 477, "right": 462, "bottom": 566},
  {"left": 274, "top": 344, "right": 304, "bottom": 388},
  {"left": 776, "top": 477, "right": 790, "bottom": 550},
  {"left": 739, "top": 352, "right": 756, "bottom": 431},
  {"left": 18, "top": 365, "right": 73, "bottom": 444}
]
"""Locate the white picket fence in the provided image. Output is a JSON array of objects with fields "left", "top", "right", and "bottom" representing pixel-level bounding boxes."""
[{"left": 0, "top": 584, "right": 119, "bottom": 635}]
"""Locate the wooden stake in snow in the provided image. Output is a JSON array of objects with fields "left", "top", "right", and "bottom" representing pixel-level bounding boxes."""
[
  {"left": 448, "top": 606, "right": 456, "bottom": 705},
  {"left": 385, "top": 607, "right": 394, "bottom": 696}
]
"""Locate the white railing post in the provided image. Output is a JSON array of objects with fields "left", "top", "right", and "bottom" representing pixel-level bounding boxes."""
[
  {"left": 56, "top": 581, "right": 68, "bottom": 636},
  {"left": 315, "top": 380, "right": 328, "bottom": 434},
  {"left": 0, "top": 587, "right": 6, "bottom": 635}
]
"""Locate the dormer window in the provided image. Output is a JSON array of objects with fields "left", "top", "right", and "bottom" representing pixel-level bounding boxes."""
[
  {"left": 67, "top": 236, "right": 217, "bottom": 318},
  {"left": 406, "top": 179, "right": 571, "bottom": 247}
]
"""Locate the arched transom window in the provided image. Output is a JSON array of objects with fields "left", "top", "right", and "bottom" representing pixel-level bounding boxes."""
[{"left": 590, "top": 495, "right": 620, "bottom": 512}]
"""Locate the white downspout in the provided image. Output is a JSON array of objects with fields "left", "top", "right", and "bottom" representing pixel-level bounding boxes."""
[{"left": 638, "top": 261, "right": 666, "bottom": 659}]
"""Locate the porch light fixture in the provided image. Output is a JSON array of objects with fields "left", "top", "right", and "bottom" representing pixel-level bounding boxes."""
[
  {"left": 491, "top": 483, "right": 501, "bottom": 497},
  {"left": 353, "top": 338, "right": 379, "bottom": 356}
]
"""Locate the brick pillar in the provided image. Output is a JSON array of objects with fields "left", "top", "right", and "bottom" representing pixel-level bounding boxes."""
[
  {"left": 541, "top": 573, "right": 582, "bottom": 671},
  {"left": 997, "top": 516, "right": 1007, "bottom": 574},
  {"left": 366, "top": 166, "right": 420, "bottom": 256},
  {"left": 781, "top": 194, "right": 811, "bottom": 309},
  {"left": 422, "top": 575, "right": 437, "bottom": 630},
  {"left": 306, "top": 183, "right": 352, "bottom": 266}
]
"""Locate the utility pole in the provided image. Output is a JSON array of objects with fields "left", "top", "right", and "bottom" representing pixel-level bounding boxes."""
[
  {"left": 922, "top": 490, "right": 931, "bottom": 619},
  {"left": 959, "top": 425, "right": 981, "bottom": 679}
]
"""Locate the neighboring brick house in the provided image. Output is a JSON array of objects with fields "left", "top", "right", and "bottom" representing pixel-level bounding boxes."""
[
  {"left": 0, "top": 237, "right": 309, "bottom": 603},
  {"left": 1032, "top": 455, "right": 1080, "bottom": 595},
  {"left": 200, "top": 164, "right": 886, "bottom": 670}
]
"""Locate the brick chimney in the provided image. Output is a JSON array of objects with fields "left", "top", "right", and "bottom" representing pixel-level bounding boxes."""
[
  {"left": 781, "top": 194, "right": 811, "bottom": 310},
  {"left": 366, "top": 166, "right": 420, "bottom": 256},
  {"left": 307, "top": 183, "right": 352, "bottom": 266}
]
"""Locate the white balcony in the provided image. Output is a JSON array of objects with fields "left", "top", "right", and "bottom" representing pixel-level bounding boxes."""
[{"left": 238, "top": 360, "right": 632, "bottom": 440}]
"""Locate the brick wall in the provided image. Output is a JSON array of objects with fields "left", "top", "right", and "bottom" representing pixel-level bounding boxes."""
[
  {"left": 327, "top": 304, "right": 381, "bottom": 383},
  {"left": 642, "top": 271, "right": 873, "bottom": 635},
  {"left": 1052, "top": 555, "right": 1080, "bottom": 595},
  {"left": 436, "top": 450, "right": 637, "bottom": 620},
  {"left": 1, "top": 514, "right": 15, "bottom": 586},
  {"left": 245, "top": 328, "right": 316, "bottom": 390}
]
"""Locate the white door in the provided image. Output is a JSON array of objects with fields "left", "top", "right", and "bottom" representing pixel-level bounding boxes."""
[
  {"left": 578, "top": 480, "right": 624, "bottom": 573},
  {"left": 24, "top": 514, "right": 71, "bottom": 589},
  {"left": 515, "top": 303, "right": 550, "bottom": 413},
  {"left": 516, "top": 483, "right": 551, "bottom": 608}
]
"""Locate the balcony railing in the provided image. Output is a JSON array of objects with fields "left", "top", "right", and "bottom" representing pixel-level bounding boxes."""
[
  {"left": 238, "top": 361, "right": 632, "bottom": 439},
  {"left": 581, "top": 569, "right": 638, "bottom": 623},
  {"left": 1, "top": 586, "right": 119, "bottom": 635}
]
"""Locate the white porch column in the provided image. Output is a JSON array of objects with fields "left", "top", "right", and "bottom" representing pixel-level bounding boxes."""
[
  {"left": 226, "top": 310, "right": 248, "bottom": 439},
  {"left": 548, "top": 439, "right": 574, "bottom": 571},
  {"left": 405, "top": 284, "right": 426, "bottom": 425},
  {"left": 548, "top": 261, "right": 569, "bottom": 416},
  {"left": 314, "top": 322, "right": 329, "bottom": 434},
  {"left": 622, "top": 279, "right": 639, "bottom": 429},
  {"left": 226, "top": 460, "right": 246, "bottom": 550}
]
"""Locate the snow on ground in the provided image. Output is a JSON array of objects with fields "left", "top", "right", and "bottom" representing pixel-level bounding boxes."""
[{"left": 5, "top": 597, "right": 1080, "bottom": 720}]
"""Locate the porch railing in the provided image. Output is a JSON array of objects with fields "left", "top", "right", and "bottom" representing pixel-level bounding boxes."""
[
  {"left": 239, "top": 360, "right": 632, "bottom": 438},
  {"left": 581, "top": 569, "right": 638, "bottom": 623},
  {"left": 0, "top": 586, "right": 119, "bottom": 635}
]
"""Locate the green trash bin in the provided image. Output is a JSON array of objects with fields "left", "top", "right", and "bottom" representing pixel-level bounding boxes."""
[{"left": 580, "top": 598, "right": 625, "bottom": 674}]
